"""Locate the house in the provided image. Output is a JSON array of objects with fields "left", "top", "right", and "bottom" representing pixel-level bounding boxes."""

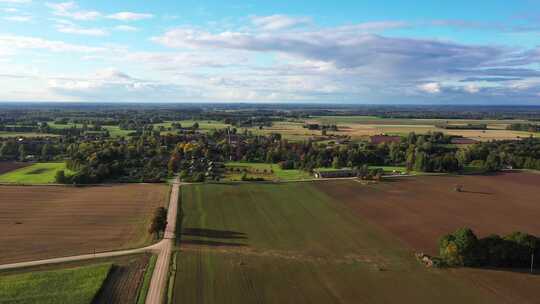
[
  {"left": 370, "top": 135, "right": 402, "bottom": 145},
  {"left": 314, "top": 169, "right": 356, "bottom": 179}
]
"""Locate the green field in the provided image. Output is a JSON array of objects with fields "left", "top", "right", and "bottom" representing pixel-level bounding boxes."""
[
  {"left": 0, "top": 162, "right": 73, "bottom": 184},
  {"left": 49, "top": 122, "right": 134, "bottom": 137},
  {"left": 173, "top": 183, "right": 499, "bottom": 304},
  {"left": 0, "top": 131, "right": 57, "bottom": 138},
  {"left": 0, "top": 263, "right": 111, "bottom": 304},
  {"left": 154, "top": 120, "right": 232, "bottom": 133},
  {"left": 224, "top": 162, "right": 312, "bottom": 181}
]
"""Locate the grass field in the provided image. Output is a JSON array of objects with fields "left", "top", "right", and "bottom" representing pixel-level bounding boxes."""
[
  {"left": 0, "top": 263, "right": 111, "bottom": 304},
  {"left": 307, "top": 116, "right": 538, "bottom": 141},
  {"left": 0, "top": 162, "right": 73, "bottom": 184},
  {"left": 49, "top": 122, "right": 135, "bottom": 137},
  {"left": 0, "top": 131, "right": 57, "bottom": 138},
  {"left": 224, "top": 162, "right": 312, "bottom": 181},
  {"left": 172, "top": 182, "right": 525, "bottom": 304},
  {"left": 0, "top": 184, "right": 167, "bottom": 264}
]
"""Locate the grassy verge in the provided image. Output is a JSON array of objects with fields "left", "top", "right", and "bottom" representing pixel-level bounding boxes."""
[
  {"left": 166, "top": 251, "right": 178, "bottom": 304},
  {"left": 136, "top": 254, "right": 158, "bottom": 304},
  {"left": 0, "top": 263, "right": 111, "bottom": 304},
  {"left": 0, "top": 162, "right": 73, "bottom": 184}
]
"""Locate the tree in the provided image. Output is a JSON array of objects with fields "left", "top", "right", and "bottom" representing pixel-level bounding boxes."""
[
  {"left": 149, "top": 207, "right": 168, "bottom": 239},
  {"left": 55, "top": 170, "right": 66, "bottom": 183}
]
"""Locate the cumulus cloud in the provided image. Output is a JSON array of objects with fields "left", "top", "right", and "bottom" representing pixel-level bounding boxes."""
[
  {"left": 418, "top": 82, "right": 441, "bottom": 94},
  {"left": 55, "top": 23, "right": 108, "bottom": 36},
  {"left": 0, "top": 0, "right": 31, "bottom": 3},
  {"left": 463, "top": 84, "right": 480, "bottom": 94},
  {"left": 46, "top": 1, "right": 101, "bottom": 20},
  {"left": 46, "top": 2, "right": 153, "bottom": 22},
  {"left": 107, "top": 12, "right": 153, "bottom": 21},
  {"left": 250, "top": 15, "right": 312, "bottom": 31},
  {"left": 0, "top": 34, "right": 106, "bottom": 52},
  {"left": 3, "top": 15, "right": 31, "bottom": 22}
]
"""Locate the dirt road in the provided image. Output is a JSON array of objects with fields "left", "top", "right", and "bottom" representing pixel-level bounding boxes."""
[
  {"left": 145, "top": 179, "right": 179, "bottom": 304},
  {"left": 0, "top": 179, "right": 181, "bottom": 304}
]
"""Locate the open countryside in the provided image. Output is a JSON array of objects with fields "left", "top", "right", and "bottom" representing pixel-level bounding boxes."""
[
  {"left": 3, "top": 0, "right": 540, "bottom": 302},
  {"left": 0, "top": 184, "right": 167, "bottom": 264}
]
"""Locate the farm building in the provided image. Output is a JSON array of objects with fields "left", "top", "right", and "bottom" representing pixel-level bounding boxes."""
[
  {"left": 370, "top": 135, "right": 402, "bottom": 145},
  {"left": 314, "top": 169, "right": 356, "bottom": 179}
]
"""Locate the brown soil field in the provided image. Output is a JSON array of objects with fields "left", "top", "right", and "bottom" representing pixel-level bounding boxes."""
[
  {"left": 92, "top": 254, "right": 151, "bottom": 304},
  {"left": 0, "top": 184, "right": 168, "bottom": 264},
  {"left": 317, "top": 172, "right": 540, "bottom": 255},
  {"left": 317, "top": 172, "right": 540, "bottom": 304},
  {"left": 0, "top": 161, "right": 30, "bottom": 175}
]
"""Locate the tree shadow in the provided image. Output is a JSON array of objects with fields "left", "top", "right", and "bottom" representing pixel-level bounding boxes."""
[
  {"left": 460, "top": 190, "right": 493, "bottom": 195},
  {"left": 181, "top": 240, "right": 247, "bottom": 247},
  {"left": 182, "top": 228, "right": 247, "bottom": 240}
]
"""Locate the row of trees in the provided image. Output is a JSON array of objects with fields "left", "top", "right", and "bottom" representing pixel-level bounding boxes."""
[
  {"left": 507, "top": 123, "right": 540, "bottom": 133},
  {"left": 439, "top": 228, "right": 538, "bottom": 268}
]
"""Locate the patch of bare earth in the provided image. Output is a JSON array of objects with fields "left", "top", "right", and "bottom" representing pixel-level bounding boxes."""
[{"left": 0, "top": 184, "right": 167, "bottom": 264}]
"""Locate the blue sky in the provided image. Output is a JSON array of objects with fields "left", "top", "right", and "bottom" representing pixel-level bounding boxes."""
[{"left": 1, "top": 0, "right": 539, "bottom": 103}]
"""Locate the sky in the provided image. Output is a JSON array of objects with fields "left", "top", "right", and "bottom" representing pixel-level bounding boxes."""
[{"left": 1, "top": 0, "right": 540, "bottom": 104}]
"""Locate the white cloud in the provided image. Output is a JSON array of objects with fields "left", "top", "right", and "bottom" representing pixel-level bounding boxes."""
[
  {"left": 2, "top": 8, "right": 19, "bottom": 12},
  {"left": 114, "top": 25, "right": 138, "bottom": 32},
  {"left": 0, "top": 34, "right": 106, "bottom": 52},
  {"left": 107, "top": 12, "right": 153, "bottom": 21},
  {"left": 0, "top": 0, "right": 31, "bottom": 3},
  {"left": 3, "top": 15, "right": 31, "bottom": 22},
  {"left": 418, "top": 82, "right": 441, "bottom": 94},
  {"left": 46, "top": 1, "right": 101, "bottom": 20},
  {"left": 250, "top": 15, "right": 312, "bottom": 31},
  {"left": 55, "top": 24, "right": 108, "bottom": 36},
  {"left": 463, "top": 84, "right": 480, "bottom": 93}
]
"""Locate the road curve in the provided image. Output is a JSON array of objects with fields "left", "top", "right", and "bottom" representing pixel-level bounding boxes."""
[{"left": 0, "top": 179, "right": 181, "bottom": 304}]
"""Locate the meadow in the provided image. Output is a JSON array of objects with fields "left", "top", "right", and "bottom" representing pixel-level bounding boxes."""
[
  {"left": 0, "top": 263, "right": 111, "bottom": 304},
  {"left": 0, "top": 162, "right": 73, "bottom": 184},
  {"left": 172, "top": 182, "right": 522, "bottom": 304},
  {"left": 224, "top": 161, "right": 312, "bottom": 181}
]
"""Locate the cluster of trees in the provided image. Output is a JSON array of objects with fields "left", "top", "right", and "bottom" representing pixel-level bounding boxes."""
[
  {"left": 439, "top": 228, "right": 538, "bottom": 268},
  {"left": 460, "top": 138, "right": 540, "bottom": 171},
  {"left": 303, "top": 124, "right": 338, "bottom": 131},
  {"left": 0, "top": 138, "right": 64, "bottom": 161},
  {"left": 436, "top": 123, "right": 487, "bottom": 130},
  {"left": 507, "top": 123, "right": 540, "bottom": 133},
  {"left": 63, "top": 134, "right": 171, "bottom": 183}
]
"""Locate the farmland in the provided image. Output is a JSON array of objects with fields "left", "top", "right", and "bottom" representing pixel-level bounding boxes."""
[
  {"left": 306, "top": 116, "right": 539, "bottom": 141},
  {"left": 0, "top": 184, "right": 167, "bottom": 264},
  {"left": 0, "top": 254, "right": 153, "bottom": 304},
  {"left": 0, "top": 263, "right": 111, "bottom": 304},
  {"left": 317, "top": 172, "right": 540, "bottom": 255},
  {"left": 171, "top": 182, "right": 529, "bottom": 304},
  {"left": 0, "top": 162, "right": 73, "bottom": 184},
  {"left": 0, "top": 161, "right": 30, "bottom": 175}
]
